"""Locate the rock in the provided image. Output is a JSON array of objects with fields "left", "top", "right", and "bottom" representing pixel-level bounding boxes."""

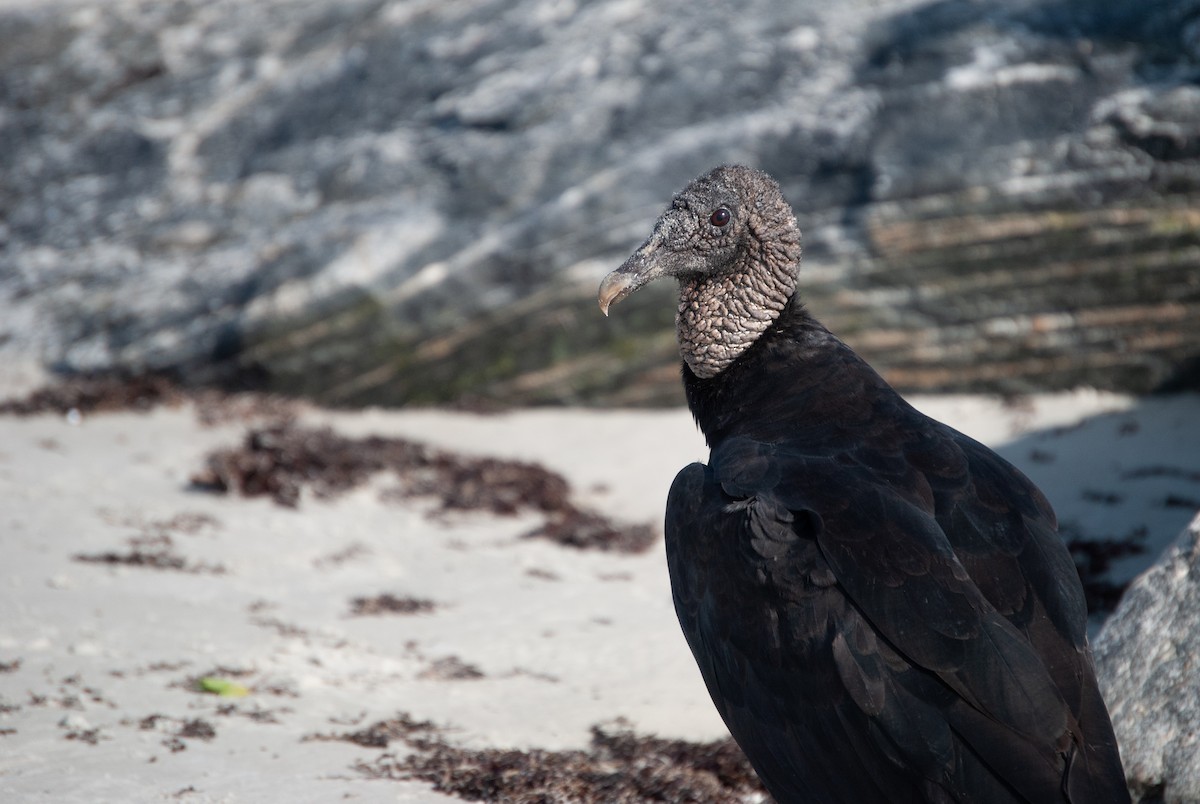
[
  {"left": 1095, "top": 512, "right": 1200, "bottom": 803},
  {"left": 2, "top": 0, "right": 1199, "bottom": 405}
]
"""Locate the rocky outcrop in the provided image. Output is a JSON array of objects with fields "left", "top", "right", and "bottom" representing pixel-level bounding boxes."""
[
  {"left": 1096, "top": 512, "right": 1200, "bottom": 803},
  {"left": 2, "top": 0, "right": 1199, "bottom": 406}
]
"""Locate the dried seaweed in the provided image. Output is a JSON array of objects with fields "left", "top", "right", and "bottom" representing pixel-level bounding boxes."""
[
  {"left": 63, "top": 727, "right": 104, "bottom": 745},
  {"left": 350, "top": 594, "right": 437, "bottom": 617},
  {"left": 524, "top": 509, "right": 657, "bottom": 553},
  {"left": 348, "top": 717, "right": 768, "bottom": 803},
  {"left": 1064, "top": 525, "right": 1148, "bottom": 614},
  {"left": 308, "top": 713, "right": 440, "bottom": 750},
  {"left": 418, "top": 657, "right": 485, "bottom": 681},
  {"left": 0, "top": 372, "right": 296, "bottom": 425},
  {"left": 176, "top": 719, "right": 216, "bottom": 741},
  {"left": 190, "top": 425, "right": 411, "bottom": 507},
  {"left": 0, "top": 373, "right": 185, "bottom": 416},
  {"left": 192, "top": 422, "right": 656, "bottom": 553},
  {"left": 73, "top": 549, "right": 224, "bottom": 574},
  {"left": 1163, "top": 493, "right": 1200, "bottom": 510}
]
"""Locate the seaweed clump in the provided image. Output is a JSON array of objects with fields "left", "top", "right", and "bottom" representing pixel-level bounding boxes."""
[{"left": 191, "top": 422, "right": 656, "bottom": 553}]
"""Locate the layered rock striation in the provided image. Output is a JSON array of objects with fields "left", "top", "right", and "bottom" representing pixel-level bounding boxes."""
[{"left": 2, "top": 0, "right": 1199, "bottom": 405}]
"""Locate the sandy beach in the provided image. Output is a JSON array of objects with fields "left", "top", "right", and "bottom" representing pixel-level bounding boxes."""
[{"left": 2, "top": 389, "right": 1198, "bottom": 802}]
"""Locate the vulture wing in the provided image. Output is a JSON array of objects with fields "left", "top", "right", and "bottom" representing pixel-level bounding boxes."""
[{"left": 665, "top": 426, "right": 1126, "bottom": 803}]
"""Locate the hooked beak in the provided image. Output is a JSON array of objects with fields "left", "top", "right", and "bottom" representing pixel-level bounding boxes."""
[{"left": 598, "top": 233, "right": 668, "bottom": 316}]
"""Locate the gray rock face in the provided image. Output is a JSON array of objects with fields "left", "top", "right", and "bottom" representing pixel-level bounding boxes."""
[
  {"left": 1096, "top": 512, "right": 1200, "bottom": 803},
  {"left": 2, "top": 0, "right": 1200, "bottom": 405}
]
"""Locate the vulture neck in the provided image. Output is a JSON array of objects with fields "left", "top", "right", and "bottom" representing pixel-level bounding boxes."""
[
  {"left": 676, "top": 233, "right": 800, "bottom": 379},
  {"left": 682, "top": 295, "right": 898, "bottom": 448}
]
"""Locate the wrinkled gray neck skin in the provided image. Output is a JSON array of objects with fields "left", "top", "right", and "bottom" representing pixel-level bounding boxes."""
[{"left": 677, "top": 201, "right": 802, "bottom": 379}]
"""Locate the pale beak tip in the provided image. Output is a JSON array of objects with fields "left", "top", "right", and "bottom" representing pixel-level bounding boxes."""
[{"left": 598, "top": 261, "right": 648, "bottom": 317}]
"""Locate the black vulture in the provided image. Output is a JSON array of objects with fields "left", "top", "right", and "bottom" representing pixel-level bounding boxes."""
[{"left": 598, "top": 165, "right": 1129, "bottom": 803}]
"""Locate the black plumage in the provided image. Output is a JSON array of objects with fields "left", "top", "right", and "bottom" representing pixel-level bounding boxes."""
[{"left": 598, "top": 165, "right": 1129, "bottom": 803}]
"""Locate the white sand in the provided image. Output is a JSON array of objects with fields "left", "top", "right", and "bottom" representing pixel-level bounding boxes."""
[{"left": 1, "top": 391, "right": 1198, "bottom": 802}]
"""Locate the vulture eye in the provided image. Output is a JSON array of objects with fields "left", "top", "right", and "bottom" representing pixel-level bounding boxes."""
[{"left": 710, "top": 208, "right": 731, "bottom": 227}]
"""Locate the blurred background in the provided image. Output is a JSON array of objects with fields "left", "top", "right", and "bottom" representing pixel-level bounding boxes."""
[{"left": 1, "top": 0, "right": 1199, "bottom": 408}]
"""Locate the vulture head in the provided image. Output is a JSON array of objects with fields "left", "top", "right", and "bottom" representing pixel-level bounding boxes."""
[{"left": 599, "top": 165, "right": 803, "bottom": 378}]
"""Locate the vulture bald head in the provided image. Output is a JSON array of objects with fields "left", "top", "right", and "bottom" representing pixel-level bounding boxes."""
[{"left": 598, "top": 165, "right": 802, "bottom": 378}]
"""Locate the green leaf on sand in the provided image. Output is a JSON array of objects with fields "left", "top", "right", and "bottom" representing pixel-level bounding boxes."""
[{"left": 197, "top": 677, "right": 249, "bottom": 697}]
